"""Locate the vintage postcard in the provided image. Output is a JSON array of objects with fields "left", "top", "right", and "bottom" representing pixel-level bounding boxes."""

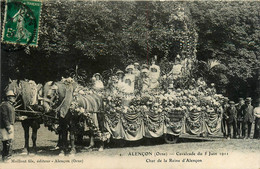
[{"left": 0, "top": 0, "right": 259, "bottom": 169}]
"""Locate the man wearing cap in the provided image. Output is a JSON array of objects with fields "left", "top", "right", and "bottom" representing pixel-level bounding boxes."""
[
  {"left": 241, "top": 97, "right": 254, "bottom": 139},
  {"left": 236, "top": 98, "right": 244, "bottom": 138},
  {"left": 0, "top": 90, "right": 16, "bottom": 161},
  {"left": 224, "top": 101, "right": 237, "bottom": 139}
]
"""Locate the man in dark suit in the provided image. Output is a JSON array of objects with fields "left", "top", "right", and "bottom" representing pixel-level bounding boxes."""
[
  {"left": 236, "top": 98, "right": 244, "bottom": 138},
  {"left": 222, "top": 97, "right": 229, "bottom": 138},
  {"left": 224, "top": 101, "right": 237, "bottom": 139},
  {"left": 0, "top": 90, "right": 16, "bottom": 161},
  {"left": 241, "top": 97, "right": 254, "bottom": 139}
]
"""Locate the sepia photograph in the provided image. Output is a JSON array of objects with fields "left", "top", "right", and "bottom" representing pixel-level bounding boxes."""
[{"left": 0, "top": 0, "right": 260, "bottom": 168}]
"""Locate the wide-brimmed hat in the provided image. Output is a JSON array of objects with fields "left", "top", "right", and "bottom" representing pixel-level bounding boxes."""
[
  {"left": 238, "top": 98, "right": 244, "bottom": 101},
  {"left": 6, "top": 90, "right": 15, "bottom": 97},
  {"left": 229, "top": 101, "right": 235, "bottom": 105},
  {"left": 245, "top": 97, "right": 252, "bottom": 102},
  {"left": 224, "top": 97, "right": 229, "bottom": 101},
  {"left": 93, "top": 73, "right": 101, "bottom": 78},
  {"left": 141, "top": 64, "right": 149, "bottom": 69},
  {"left": 141, "top": 68, "right": 149, "bottom": 74},
  {"left": 176, "top": 88, "right": 181, "bottom": 92},
  {"left": 125, "top": 65, "right": 134, "bottom": 71},
  {"left": 154, "top": 103, "right": 159, "bottom": 107},
  {"left": 116, "top": 70, "right": 124, "bottom": 75}
]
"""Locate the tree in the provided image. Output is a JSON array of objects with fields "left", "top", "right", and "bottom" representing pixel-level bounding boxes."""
[{"left": 189, "top": 1, "right": 260, "bottom": 100}]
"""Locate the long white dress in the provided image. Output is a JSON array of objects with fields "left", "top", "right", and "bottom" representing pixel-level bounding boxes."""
[{"left": 93, "top": 80, "right": 104, "bottom": 91}]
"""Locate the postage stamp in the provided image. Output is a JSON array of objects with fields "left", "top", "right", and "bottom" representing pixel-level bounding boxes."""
[{"left": 1, "top": 0, "right": 41, "bottom": 48}]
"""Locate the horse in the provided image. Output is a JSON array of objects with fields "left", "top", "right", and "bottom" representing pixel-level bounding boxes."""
[
  {"left": 5, "top": 79, "right": 43, "bottom": 154},
  {"left": 42, "top": 78, "right": 105, "bottom": 155}
]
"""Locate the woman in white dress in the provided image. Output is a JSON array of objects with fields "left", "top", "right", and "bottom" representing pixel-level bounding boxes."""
[
  {"left": 116, "top": 70, "right": 125, "bottom": 92},
  {"left": 92, "top": 73, "right": 104, "bottom": 91}
]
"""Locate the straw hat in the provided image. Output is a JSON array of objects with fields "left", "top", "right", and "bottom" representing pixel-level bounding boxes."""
[
  {"left": 141, "top": 69, "right": 149, "bottom": 74},
  {"left": 93, "top": 73, "right": 101, "bottom": 78},
  {"left": 125, "top": 65, "right": 134, "bottom": 71},
  {"left": 245, "top": 97, "right": 252, "bottom": 102},
  {"left": 116, "top": 70, "right": 124, "bottom": 75}
]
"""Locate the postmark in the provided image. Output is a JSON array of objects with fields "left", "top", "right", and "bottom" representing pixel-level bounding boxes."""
[{"left": 1, "top": 0, "right": 42, "bottom": 51}]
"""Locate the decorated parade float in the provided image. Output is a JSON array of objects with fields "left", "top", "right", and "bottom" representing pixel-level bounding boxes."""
[
  {"left": 36, "top": 57, "right": 225, "bottom": 145},
  {"left": 3, "top": 3, "right": 227, "bottom": 147}
]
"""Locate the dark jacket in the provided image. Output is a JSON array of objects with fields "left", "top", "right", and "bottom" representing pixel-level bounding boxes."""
[
  {"left": 224, "top": 106, "right": 237, "bottom": 123},
  {"left": 241, "top": 104, "right": 254, "bottom": 123},
  {"left": 223, "top": 103, "right": 230, "bottom": 120},
  {"left": 236, "top": 103, "right": 244, "bottom": 122},
  {"left": 0, "top": 101, "right": 15, "bottom": 130}
]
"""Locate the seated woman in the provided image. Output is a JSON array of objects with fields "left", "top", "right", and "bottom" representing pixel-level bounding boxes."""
[
  {"left": 116, "top": 70, "right": 125, "bottom": 92},
  {"left": 140, "top": 68, "right": 151, "bottom": 93},
  {"left": 124, "top": 65, "right": 135, "bottom": 84},
  {"left": 168, "top": 55, "right": 183, "bottom": 80},
  {"left": 149, "top": 64, "right": 160, "bottom": 90},
  {"left": 122, "top": 77, "right": 134, "bottom": 94},
  {"left": 92, "top": 73, "right": 104, "bottom": 92}
]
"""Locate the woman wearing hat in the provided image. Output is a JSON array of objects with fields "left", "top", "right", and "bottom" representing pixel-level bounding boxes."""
[
  {"left": 116, "top": 70, "right": 125, "bottom": 92},
  {"left": 141, "top": 64, "right": 149, "bottom": 70},
  {"left": 124, "top": 65, "right": 135, "bottom": 84},
  {"left": 92, "top": 73, "right": 104, "bottom": 91},
  {"left": 140, "top": 68, "right": 151, "bottom": 93},
  {"left": 0, "top": 90, "right": 16, "bottom": 161},
  {"left": 168, "top": 55, "right": 183, "bottom": 80},
  {"left": 122, "top": 77, "right": 134, "bottom": 94},
  {"left": 125, "top": 65, "right": 134, "bottom": 74},
  {"left": 133, "top": 63, "right": 140, "bottom": 78},
  {"left": 149, "top": 63, "right": 160, "bottom": 90}
]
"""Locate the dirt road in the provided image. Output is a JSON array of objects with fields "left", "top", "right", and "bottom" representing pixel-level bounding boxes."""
[{"left": 1, "top": 123, "right": 259, "bottom": 169}]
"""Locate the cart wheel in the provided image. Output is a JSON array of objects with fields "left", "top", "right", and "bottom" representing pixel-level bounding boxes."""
[{"left": 164, "top": 134, "right": 179, "bottom": 144}]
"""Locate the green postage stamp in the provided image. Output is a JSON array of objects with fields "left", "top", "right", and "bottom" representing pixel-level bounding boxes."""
[{"left": 1, "top": 0, "right": 42, "bottom": 47}]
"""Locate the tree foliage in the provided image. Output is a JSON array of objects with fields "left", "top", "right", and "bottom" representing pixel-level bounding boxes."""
[
  {"left": 1, "top": 1, "right": 259, "bottom": 101},
  {"left": 188, "top": 1, "right": 260, "bottom": 99}
]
